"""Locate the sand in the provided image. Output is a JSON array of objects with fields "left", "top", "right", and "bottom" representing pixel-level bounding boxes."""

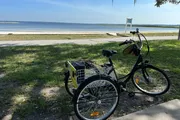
[
  {"left": 0, "top": 30, "right": 178, "bottom": 35},
  {"left": 0, "top": 31, "right": 109, "bottom": 35}
]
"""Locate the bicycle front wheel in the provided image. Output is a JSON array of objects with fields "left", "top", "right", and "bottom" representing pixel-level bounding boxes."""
[
  {"left": 73, "top": 75, "right": 120, "bottom": 120},
  {"left": 132, "top": 65, "right": 170, "bottom": 96}
]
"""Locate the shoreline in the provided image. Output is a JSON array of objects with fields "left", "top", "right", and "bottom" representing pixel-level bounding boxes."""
[
  {"left": 0, "top": 30, "right": 178, "bottom": 35},
  {"left": 0, "top": 31, "right": 107, "bottom": 34}
]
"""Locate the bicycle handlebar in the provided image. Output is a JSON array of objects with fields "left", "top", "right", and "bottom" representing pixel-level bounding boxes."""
[
  {"left": 130, "top": 28, "right": 139, "bottom": 35},
  {"left": 119, "top": 28, "right": 150, "bottom": 56},
  {"left": 119, "top": 39, "right": 134, "bottom": 46}
]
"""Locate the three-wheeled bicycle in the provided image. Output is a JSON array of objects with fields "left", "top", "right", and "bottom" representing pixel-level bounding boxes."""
[{"left": 64, "top": 28, "right": 170, "bottom": 120}]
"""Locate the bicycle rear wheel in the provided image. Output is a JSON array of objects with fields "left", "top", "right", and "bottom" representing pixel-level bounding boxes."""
[
  {"left": 64, "top": 71, "right": 75, "bottom": 97},
  {"left": 73, "top": 75, "right": 120, "bottom": 120},
  {"left": 132, "top": 65, "right": 170, "bottom": 96}
]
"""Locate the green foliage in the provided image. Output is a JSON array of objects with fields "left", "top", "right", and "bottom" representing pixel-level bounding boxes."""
[
  {"left": 155, "top": 0, "right": 180, "bottom": 7},
  {"left": 112, "top": 0, "right": 180, "bottom": 7}
]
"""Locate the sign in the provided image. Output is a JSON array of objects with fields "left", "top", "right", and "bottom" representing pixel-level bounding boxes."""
[
  {"left": 178, "top": 26, "right": 180, "bottom": 40},
  {"left": 127, "top": 18, "right": 133, "bottom": 24}
]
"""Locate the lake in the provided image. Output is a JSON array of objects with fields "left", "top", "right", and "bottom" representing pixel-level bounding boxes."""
[{"left": 0, "top": 21, "right": 179, "bottom": 32}]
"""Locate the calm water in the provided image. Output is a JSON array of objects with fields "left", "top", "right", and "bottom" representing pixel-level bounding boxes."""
[{"left": 0, "top": 21, "right": 179, "bottom": 32}]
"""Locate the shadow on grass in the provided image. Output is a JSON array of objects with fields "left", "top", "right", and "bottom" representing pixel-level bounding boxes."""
[
  {"left": 0, "top": 43, "right": 119, "bottom": 119},
  {"left": 0, "top": 40, "right": 180, "bottom": 119}
]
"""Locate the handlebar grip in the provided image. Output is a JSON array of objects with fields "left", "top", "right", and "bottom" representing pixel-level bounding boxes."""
[
  {"left": 130, "top": 28, "right": 139, "bottom": 34},
  {"left": 119, "top": 39, "right": 135, "bottom": 46},
  {"left": 119, "top": 42, "right": 127, "bottom": 46},
  {"left": 130, "top": 31, "right": 136, "bottom": 35}
]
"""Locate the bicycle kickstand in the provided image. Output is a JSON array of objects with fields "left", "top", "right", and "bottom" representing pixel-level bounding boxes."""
[{"left": 119, "top": 82, "right": 136, "bottom": 98}]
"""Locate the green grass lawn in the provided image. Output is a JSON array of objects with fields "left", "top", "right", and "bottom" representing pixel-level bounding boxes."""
[
  {"left": 0, "top": 34, "right": 116, "bottom": 40},
  {"left": 0, "top": 40, "right": 180, "bottom": 119},
  {"left": 117, "top": 32, "right": 178, "bottom": 37},
  {"left": 0, "top": 32, "right": 178, "bottom": 40}
]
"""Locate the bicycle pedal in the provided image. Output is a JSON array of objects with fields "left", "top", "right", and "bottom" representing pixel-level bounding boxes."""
[
  {"left": 128, "top": 92, "right": 135, "bottom": 98},
  {"left": 120, "top": 85, "right": 127, "bottom": 92},
  {"left": 72, "top": 89, "right": 76, "bottom": 94}
]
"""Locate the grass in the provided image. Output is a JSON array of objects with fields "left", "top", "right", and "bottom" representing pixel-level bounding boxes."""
[
  {"left": 0, "top": 32, "right": 178, "bottom": 40},
  {"left": 117, "top": 32, "right": 178, "bottom": 37},
  {"left": 0, "top": 40, "right": 180, "bottom": 119},
  {"left": 143, "top": 32, "right": 178, "bottom": 36},
  {"left": 0, "top": 34, "right": 116, "bottom": 40}
]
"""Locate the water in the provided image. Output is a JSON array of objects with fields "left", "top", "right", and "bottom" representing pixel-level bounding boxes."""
[{"left": 0, "top": 21, "right": 179, "bottom": 32}]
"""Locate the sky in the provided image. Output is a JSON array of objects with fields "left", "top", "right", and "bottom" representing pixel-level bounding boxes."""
[{"left": 0, "top": 0, "right": 180, "bottom": 24}]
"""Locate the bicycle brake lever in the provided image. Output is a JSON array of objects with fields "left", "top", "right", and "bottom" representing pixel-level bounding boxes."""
[{"left": 129, "top": 39, "right": 135, "bottom": 43}]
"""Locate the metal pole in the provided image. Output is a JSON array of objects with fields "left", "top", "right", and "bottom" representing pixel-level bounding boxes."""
[
  {"left": 125, "top": 23, "right": 127, "bottom": 33},
  {"left": 178, "top": 26, "right": 180, "bottom": 40},
  {"left": 130, "top": 23, "right": 132, "bottom": 31}
]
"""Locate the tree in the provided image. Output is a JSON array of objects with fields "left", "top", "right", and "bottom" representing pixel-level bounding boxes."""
[
  {"left": 155, "top": 0, "right": 180, "bottom": 7},
  {"left": 112, "top": 0, "right": 180, "bottom": 7}
]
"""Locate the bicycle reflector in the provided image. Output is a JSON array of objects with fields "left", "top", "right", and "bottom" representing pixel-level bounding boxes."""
[
  {"left": 90, "top": 112, "right": 100, "bottom": 117},
  {"left": 135, "top": 77, "right": 140, "bottom": 84}
]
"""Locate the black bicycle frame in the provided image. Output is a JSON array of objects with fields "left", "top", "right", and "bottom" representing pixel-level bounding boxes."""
[
  {"left": 105, "top": 29, "right": 150, "bottom": 86},
  {"left": 107, "top": 54, "right": 143, "bottom": 84}
]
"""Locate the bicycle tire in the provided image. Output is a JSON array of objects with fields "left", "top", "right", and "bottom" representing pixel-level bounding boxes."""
[
  {"left": 132, "top": 65, "right": 170, "bottom": 96},
  {"left": 64, "top": 71, "right": 74, "bottom": 97},
  {"left": 73, "top": 75, "right": 120, "bottom": 120}
]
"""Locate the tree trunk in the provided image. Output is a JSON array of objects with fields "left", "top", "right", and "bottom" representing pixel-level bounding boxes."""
[{"left": 178, "top": 26, "right": 180, "bottom": 40}]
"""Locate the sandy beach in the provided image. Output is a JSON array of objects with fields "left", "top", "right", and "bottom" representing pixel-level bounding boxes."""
[
  {"left": 0, "top": 31, "right": 108, "bottom": 34},
  {"left": 0, "top": 30, "right": 178, "bottom": 35}
]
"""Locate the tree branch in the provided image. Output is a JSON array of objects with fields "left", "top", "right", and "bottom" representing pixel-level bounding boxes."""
[
  {"left": 155, "top": 0, "right": 180, "bottom": 7},
  {"left": 112, "top": 0, "right": 180, "bottom": 7}
]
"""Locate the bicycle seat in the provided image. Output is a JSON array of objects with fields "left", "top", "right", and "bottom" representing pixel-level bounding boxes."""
[{"left": 102, "top": 50, "right": 117, "bottom": 57}]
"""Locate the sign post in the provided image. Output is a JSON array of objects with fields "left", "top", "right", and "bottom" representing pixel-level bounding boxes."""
[
  {"left": 178, "top": 26, "right": 180, "bottom": 40},
  {"left": 125, "top": 18, "right": 133, "bottom": 33}
]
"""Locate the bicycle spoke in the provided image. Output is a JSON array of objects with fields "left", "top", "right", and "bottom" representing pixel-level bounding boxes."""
[
  {"left": 74, "top": 77, "right": 119, "bottom": 120},
  {"left": 133, "top": 65, "right": 170, "bottom": 95}
]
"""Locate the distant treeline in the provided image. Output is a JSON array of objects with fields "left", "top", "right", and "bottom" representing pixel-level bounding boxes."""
[
  {"left": 133, "top": 24, "right": 179, "bottom": 28},
  {"left": 98, "top": 24, "right": 179, "bottom": 28}
]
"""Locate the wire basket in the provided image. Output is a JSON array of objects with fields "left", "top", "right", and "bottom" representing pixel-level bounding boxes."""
[
  {"left": 66, "top": 60, "right": 99, "bottom": 87},
  {"left": 123, "top": 44, "right": 140, "bottom": 56}
]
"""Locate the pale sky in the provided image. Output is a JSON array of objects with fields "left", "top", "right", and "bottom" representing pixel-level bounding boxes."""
[{"left": 0, "top": 0, "right": 180, "bottom": 24}]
